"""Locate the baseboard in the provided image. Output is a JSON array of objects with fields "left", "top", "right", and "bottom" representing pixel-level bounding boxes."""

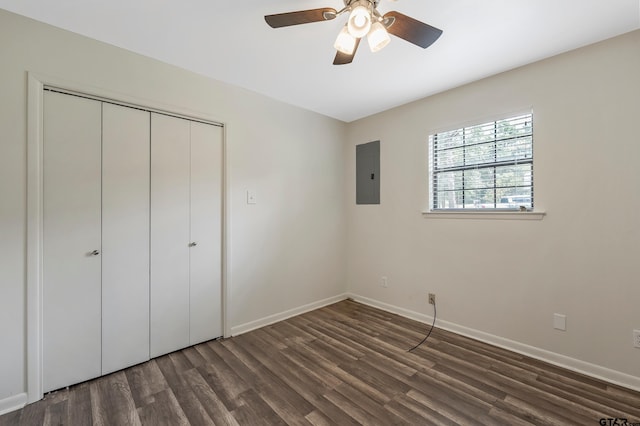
[
  {"left": 230, "top": 293, "right": 349, "bottom": 336},
  {"left": 348, "top": 293, "right": 640, "bottom": 393},
  {"left": 0, "top": 393, "right": 27, "bottom": 416}
]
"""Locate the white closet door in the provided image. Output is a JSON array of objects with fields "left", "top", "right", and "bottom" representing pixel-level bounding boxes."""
[
  {"left": 43, "top": 91, "right": 102, "bottom": 392},
  {"left": 150, "top": 113, "right": 191, "bottom": 357},
  {"left": 102, "top": 103, "right": 150, "bottom": 374},
  {"left": 189, "top": 122, "right": 223, "bottom": 344}
]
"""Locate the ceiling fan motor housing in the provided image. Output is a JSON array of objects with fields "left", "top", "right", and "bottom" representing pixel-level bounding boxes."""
[{"left": 344, "top": 0, "right": 380, "bottom": 8}]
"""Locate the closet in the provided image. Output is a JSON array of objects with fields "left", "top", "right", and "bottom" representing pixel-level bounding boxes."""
[{"left": 42, "top": 90, "right": 222, "bottom": 393}]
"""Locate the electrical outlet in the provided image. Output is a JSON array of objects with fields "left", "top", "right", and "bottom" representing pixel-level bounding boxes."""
[
  {"left": 634, "top": 330, "right": 640, "bottom": 348},
  {"left": 428, "top": 293, "right": 436, "bottom": 305},
  {"left": 553, "top": 313, "right": 567, "bottom": 331},
  {"left": 381, "top": 276, "right": 388, "bottom": 288}
]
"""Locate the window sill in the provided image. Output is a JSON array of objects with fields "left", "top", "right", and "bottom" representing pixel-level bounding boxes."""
[{"left": 422, "top": 210, "right": 546, "bottom": 220}]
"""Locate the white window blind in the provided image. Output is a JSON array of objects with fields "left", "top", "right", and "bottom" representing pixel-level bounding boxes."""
[{"left": 429, "top": 113, "right": 533, "bottom": 210}]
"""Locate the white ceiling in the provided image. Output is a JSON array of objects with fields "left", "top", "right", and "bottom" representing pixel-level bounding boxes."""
[{"left": 1, "top": 0, "right": 639, "bottom": 122}]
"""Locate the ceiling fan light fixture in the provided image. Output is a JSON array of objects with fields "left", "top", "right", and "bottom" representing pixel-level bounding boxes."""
[
  {"left": 347, "top": 2, "right": 372, "bottom": 38},
  {"left": 334, "top": 25, "right": 357, "bottom": 55},
  {"left": 263, "top": 4, "right": 444, "bottom": 66},
  {"left": 367, "top": 21, "right": 390, "bottom": 52}
]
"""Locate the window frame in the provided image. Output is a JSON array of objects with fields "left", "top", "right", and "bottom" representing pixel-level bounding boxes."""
[{"left": 428, "top": 112, "right": 535, "bottom": 213}]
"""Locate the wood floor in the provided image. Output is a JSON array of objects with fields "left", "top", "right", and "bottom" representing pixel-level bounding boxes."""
[{"left": 2, "top": 299, "right": 640, "bottom": 425}]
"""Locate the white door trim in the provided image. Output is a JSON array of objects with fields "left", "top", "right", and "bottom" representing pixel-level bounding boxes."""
[{"left": 26, "top": 72, "right": 231, "bottom": 403}]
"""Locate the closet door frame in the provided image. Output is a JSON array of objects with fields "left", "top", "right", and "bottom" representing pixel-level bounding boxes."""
[{"left": 26, "top": 73, "right": 229, "bottom": 404}]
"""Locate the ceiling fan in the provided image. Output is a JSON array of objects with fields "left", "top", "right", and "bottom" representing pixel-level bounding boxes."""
[{"left": 264, "top": 0, "right": 443, "bottom": 65}]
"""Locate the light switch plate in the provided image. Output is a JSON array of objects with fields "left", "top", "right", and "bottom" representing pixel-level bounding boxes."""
[{"left": 247, "top": 190, "right": 256, "bottom": 205}]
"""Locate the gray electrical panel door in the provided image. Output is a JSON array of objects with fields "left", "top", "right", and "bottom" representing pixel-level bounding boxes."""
[{"left": 356, "top": 140, "right": 380, "bottom": 204}]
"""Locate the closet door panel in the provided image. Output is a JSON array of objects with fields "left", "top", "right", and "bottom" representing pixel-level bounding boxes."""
[
  {"left": 43, "top": 91, "right": 102, "bottom": 392},
  {"left": 189, "top": 122, "right": 223, "bottom": 344},
  {"left": 150, "top": 113, "right": 191, "bottom": 357},
  {"left": 102, "top": 103, "right": 150, "bottom": 374}
]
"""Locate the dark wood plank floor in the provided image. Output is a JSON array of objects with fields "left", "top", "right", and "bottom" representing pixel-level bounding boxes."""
[{"left": 3, "top": 299, "right": 640, "bottom": 425}]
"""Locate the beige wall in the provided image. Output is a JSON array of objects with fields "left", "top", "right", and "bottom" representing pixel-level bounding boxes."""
[
  {"left": 345, "top": 30, "right": 640, "bottom": 379},
  {"left": 0, "top": 9, "right": 347, "bottom": 401}
]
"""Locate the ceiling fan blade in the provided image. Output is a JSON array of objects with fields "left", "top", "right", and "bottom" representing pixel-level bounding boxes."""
[
  {"left": 265, "top": 8, "right": 337, "bottom": 28},
  {"left": 383, "top": 11, "right": 443, "bottom": 49},
  {"left": 333, "top": 38, "right": 361, "bottom": 65}
]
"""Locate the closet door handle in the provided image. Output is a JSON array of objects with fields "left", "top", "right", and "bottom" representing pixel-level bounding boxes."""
[
  {"left": 90, "top": 249, "right": 100, "bottom": 256},
  {"left": 189, "top": 242, "right": 197, "bottom": 247}
]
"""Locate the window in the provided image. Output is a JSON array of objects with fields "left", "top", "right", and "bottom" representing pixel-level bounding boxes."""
[{"left": 429, "top": 113, "right": 533, "bottom": 211}]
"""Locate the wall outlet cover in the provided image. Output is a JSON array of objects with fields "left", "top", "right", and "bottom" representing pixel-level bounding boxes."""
[{"left": 553, "top": 313, "right": 567, "bottom": 331}]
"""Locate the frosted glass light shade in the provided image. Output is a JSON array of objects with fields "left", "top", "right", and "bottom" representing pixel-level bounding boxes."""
[
  {"left": 367, "top": 21, "right": 390, "bottom": 52},
  {"left": 334, "top": 25, "right": 357, "bottom": 55},
  {"left": 347, "top": 4, "right": 371, "bottom": 38}
]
